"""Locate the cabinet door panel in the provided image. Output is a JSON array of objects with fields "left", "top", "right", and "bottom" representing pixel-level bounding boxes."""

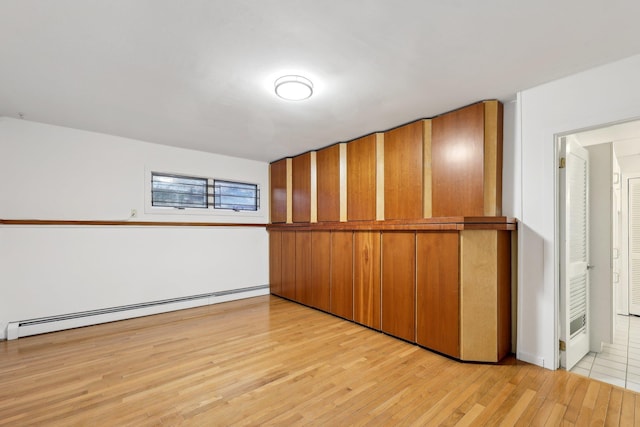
[
  {"left": 292, "top": 153, "right": 311, "bottom": 222},
  {"left": 295, "top": 231, "right": 312, "bottom": 305},
  {"left": 381, "top": 232, "right": 415, "bottom": 341},
  {"left": 317, "top": 145, "right": 340, "bottom": 222},
  {"left": 416, "top": 232, "right": 459, "bottom": 357},
  {"left": 331, "top": 231, "right": 353, "bottom": 320},
  {"left": 270, "top": 159, "right": 288, "bottom": 223},
  {"left": 311, "top": 231, "right": 331, "bottom": 311},
  {"left": 431, "top": 103, "right": 484, "bottom": 217},
  {"left": 269, "top": 231, "right": 282, "bottom": 295},
  {"left": 281, "top": 232, "right": 296, "bottom": 300},
  {"left": 348, "top": 135, "right": 377, "bottom": 221},
  {"left": 354, "top": 231, "right": 380, "bottom": 329},
  {"left": 384, "top": 121, "right": 423, "bottom": 220}
]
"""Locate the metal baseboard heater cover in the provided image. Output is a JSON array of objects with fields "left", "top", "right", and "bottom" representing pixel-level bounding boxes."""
[{"left": 6, "top": 284, "right": 269, "bottom": 340}]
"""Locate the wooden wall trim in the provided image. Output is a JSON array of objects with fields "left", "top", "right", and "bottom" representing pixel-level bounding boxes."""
[
  {"left": 339, "top": 143, "right": 348, "bottom": 222},
  {"left": 310, "top": 151, "right": 318, "bottom": 223},
  {"left": 483, "top": 100, "right": 503, "bottom": 216},
  {"left": 423, "top": 119, "right": 433, "bottom": 219},
  {"left": 267, "top": 217, "right": 517, "bottom": 232},
  {"left": 286, "top": 157, "right": 293, "bottom": 223},
  {"left": 375, "top": 133, "right": 385, "bottom": 221},
  {"left": 0, "top": 219, "right": 267, "bottom": 227}
]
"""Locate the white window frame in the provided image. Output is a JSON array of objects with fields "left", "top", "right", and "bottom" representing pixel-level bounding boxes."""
[{"left": 144, "top": 168, "right": 262, "bottom": 218}]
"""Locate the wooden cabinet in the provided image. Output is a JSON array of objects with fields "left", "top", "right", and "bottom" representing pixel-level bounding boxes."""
[
  {"left": 270, "top": 159, "right": 288, "bottom": 223},
  {"left": 311, "top": 231, "right": 331, "bottom": 312},
  {"left": 268, "top": 98, "right": 510, "bottom": 362},
  {"left": 269, "top": 231, "right": 282, "bottom": 295},
  {"left": 269, "top": 221, "right": 513, "bottom": 363},
  {"left": 431, "top": 101, "right": 503, "bottom": 217},
  {"left": 384, "top": 121, "right": 424, "bottom": 220},
  {"left": 292, "top": 153, "right": 311, "bottom": 223},
  {"left": 416, "top": 232, "right": 459, "bottom": 357},
  {"left": 280, "top": 232, "right": 296, "bottom": 300},
  {"left": 353, "top": 231, "right": 380, "bottom": 329},
  {"left": 295, "top": 231, "right": 312, "bottom": 305},
  {"left": 317, "top": 145, "right": 341, "bottom": 222},
  {"left": 348, "top": 135, "right": 377, "bottom": 221},
  {"left": 331, "top": 231, "right": 353, "bottom": 320},
  {"left": 381, "top": 232, "right": 416, "bottom": 342}
]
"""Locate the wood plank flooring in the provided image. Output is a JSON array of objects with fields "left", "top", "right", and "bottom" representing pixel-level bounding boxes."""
[{"left": 0, "top": 295, "right": 637, "bottom": 426}]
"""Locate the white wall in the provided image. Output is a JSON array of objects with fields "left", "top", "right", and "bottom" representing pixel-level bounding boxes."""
[
  {"left": 517, "top": 53, "right": 640, "bottom": 369},
  {"left": 0, "top": 118, "right": 270, "bottom": 339}
]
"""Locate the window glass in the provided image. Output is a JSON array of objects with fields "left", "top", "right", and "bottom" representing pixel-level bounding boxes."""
[
  {"left": 214, "top": 180, "right": 259, "bottom": 211},
  {"left": 152, "top": 173, "right": 208, "bottom": 208}
]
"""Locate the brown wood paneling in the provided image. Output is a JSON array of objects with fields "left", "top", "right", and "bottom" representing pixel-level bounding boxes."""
[
  {"left": 270, "top": 159, "right": 288, "bottom": 223},
  {"left": 416, "top": 231, "right": 459, "bottom": 357},
  {"left": 292, "top": 152, "right": 311, "bottom": 223},
  {"left": 381, "top": 231, "right": 416, "bottom": 341},
  {"left": 295, "top": 231, "right": 312, "bottom": 305},
  {"left": 311, "top": 231, "right": 331, "bottom": 312},
  {"left": 384, "top": 121, "right": 423, "bottom": 220},
  {"left": 353, "top": 231, "right": 381, "bottom": 329},
  {"left": 347, "top": 134, "right": 377, "bottom": 221},
  {"left": 497, "top": 230, "right": 512, "bottom": 360},
  {"left": 281, "top": 231, "right": 296, "bottom": 300},
  {"left": 269, "top": 231, "right": 282, "bottom": 296},
  {"left": 331, "top": 231, "right": 353, "bottom": 320},
  {"left": 316, "top": 144, "right": 341, "bottom": 222},
  {"left": 432, "top": 102, "right": 485, "bottom": 217}
]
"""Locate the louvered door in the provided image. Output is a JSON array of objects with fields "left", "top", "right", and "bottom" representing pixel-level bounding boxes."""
[
  {"left": 629, "top": 178, "right": 640, "bottom": 315},
  {"left": 560, "top": 138, "right": 590, "bottom": 370}
]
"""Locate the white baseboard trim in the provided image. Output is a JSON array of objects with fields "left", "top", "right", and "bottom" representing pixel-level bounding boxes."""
[{"left": 517, "top": 350, "right": 547, "bottom": 369}]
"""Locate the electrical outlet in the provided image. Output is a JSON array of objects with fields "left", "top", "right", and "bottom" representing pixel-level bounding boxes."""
[{"left": 130, "top": 209, "right": 137, "bottom": 218}]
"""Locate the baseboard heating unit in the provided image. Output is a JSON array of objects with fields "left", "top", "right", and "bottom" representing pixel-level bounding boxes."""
[{"left": 6, "top": 284, "right": 269, "bottom": 340}]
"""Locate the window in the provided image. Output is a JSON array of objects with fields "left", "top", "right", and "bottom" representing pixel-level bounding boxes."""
[
  {"left": 150, "top": 172, "right": 260, "bottom": 213},
  {"left": 151, "top": 173, "right": 208, "bottom": 209},
  {"left": 214, "top": 180, "right": 259, "bottom": 211}
]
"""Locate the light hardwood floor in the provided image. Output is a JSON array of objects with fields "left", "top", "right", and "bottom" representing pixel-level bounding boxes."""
[{"left": 0, "top": 295, "right": 638, "bottom": 426}]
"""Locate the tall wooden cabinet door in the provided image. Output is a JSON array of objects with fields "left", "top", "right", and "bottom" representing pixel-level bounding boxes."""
[
  {"left": 295, "top": 231, "right": 312, "bottom": 305},
  {"left": 347, "top": 134, "right": 377, "bottom": 221},
  {"left": 281, "top": 232, "right": 296, "bottom": 300},
  {"left": 353, "top": 231, "right": 381, "bottom": 329},
  {"left": 384, "top": 121, "right": 423, "bottom": 220},
  {"left": 381, "top": 232, "right": 416, "bottom": 342},
  {"left": 331, "top": 231, "right": 353, "bottom": 320},
  {"left": 431, "top": 103, "right": 485, "bottom": 217},
  {"left": 269, "top": 231, "right": 282, "bottom": 296},
  {"left": 311, "top": 231, "right": 331, "bottom": 312},
  {"left": 317, "top": 145, "right": 341, "bottom": 222},
  {"left": 416, "top": 232, "right": 459, "bottom": 358},
  {"left": 292, "top": 153, "right": 311, "bottom": 223},
  {"left": 270, "top": 159, "right": 288, "bottom": 223}
]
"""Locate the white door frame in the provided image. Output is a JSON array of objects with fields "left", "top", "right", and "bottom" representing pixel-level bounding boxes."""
[{"left": 622, "top": 173, "right": 640, "bottom": 315}]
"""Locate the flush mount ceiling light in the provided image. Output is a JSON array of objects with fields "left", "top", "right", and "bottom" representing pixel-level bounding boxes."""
[{"left": 274, "top": 75, "right": 313, "bottom": 101}]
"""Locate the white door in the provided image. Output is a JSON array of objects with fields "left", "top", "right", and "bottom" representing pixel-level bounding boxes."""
[
  {"left": 559, "top": 137, "right": 590, "bottom": 370},
  {"left": 629, "top": 178, "right": 640, "bottom": 315}
]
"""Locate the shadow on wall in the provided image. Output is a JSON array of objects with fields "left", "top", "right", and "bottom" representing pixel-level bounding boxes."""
[{"left": 517, "top": 223, "right": 547, "bottom": 367}]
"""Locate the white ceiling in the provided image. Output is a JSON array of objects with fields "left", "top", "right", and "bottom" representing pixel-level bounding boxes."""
[
  {"left": 2, "top": 1, "right": 640, "bottom": 163},
  {"left": 574, "top": 120, "right": 640, "bottom": 159}
]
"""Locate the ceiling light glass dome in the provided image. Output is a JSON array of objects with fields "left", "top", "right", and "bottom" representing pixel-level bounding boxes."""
[{"left": 274, "top": 75, "right": 313, "bottom": 101}]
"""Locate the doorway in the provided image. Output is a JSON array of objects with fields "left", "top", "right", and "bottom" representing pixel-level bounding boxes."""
[{"left": 559, "top": 119, "right": 640, "bottom": 390}]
